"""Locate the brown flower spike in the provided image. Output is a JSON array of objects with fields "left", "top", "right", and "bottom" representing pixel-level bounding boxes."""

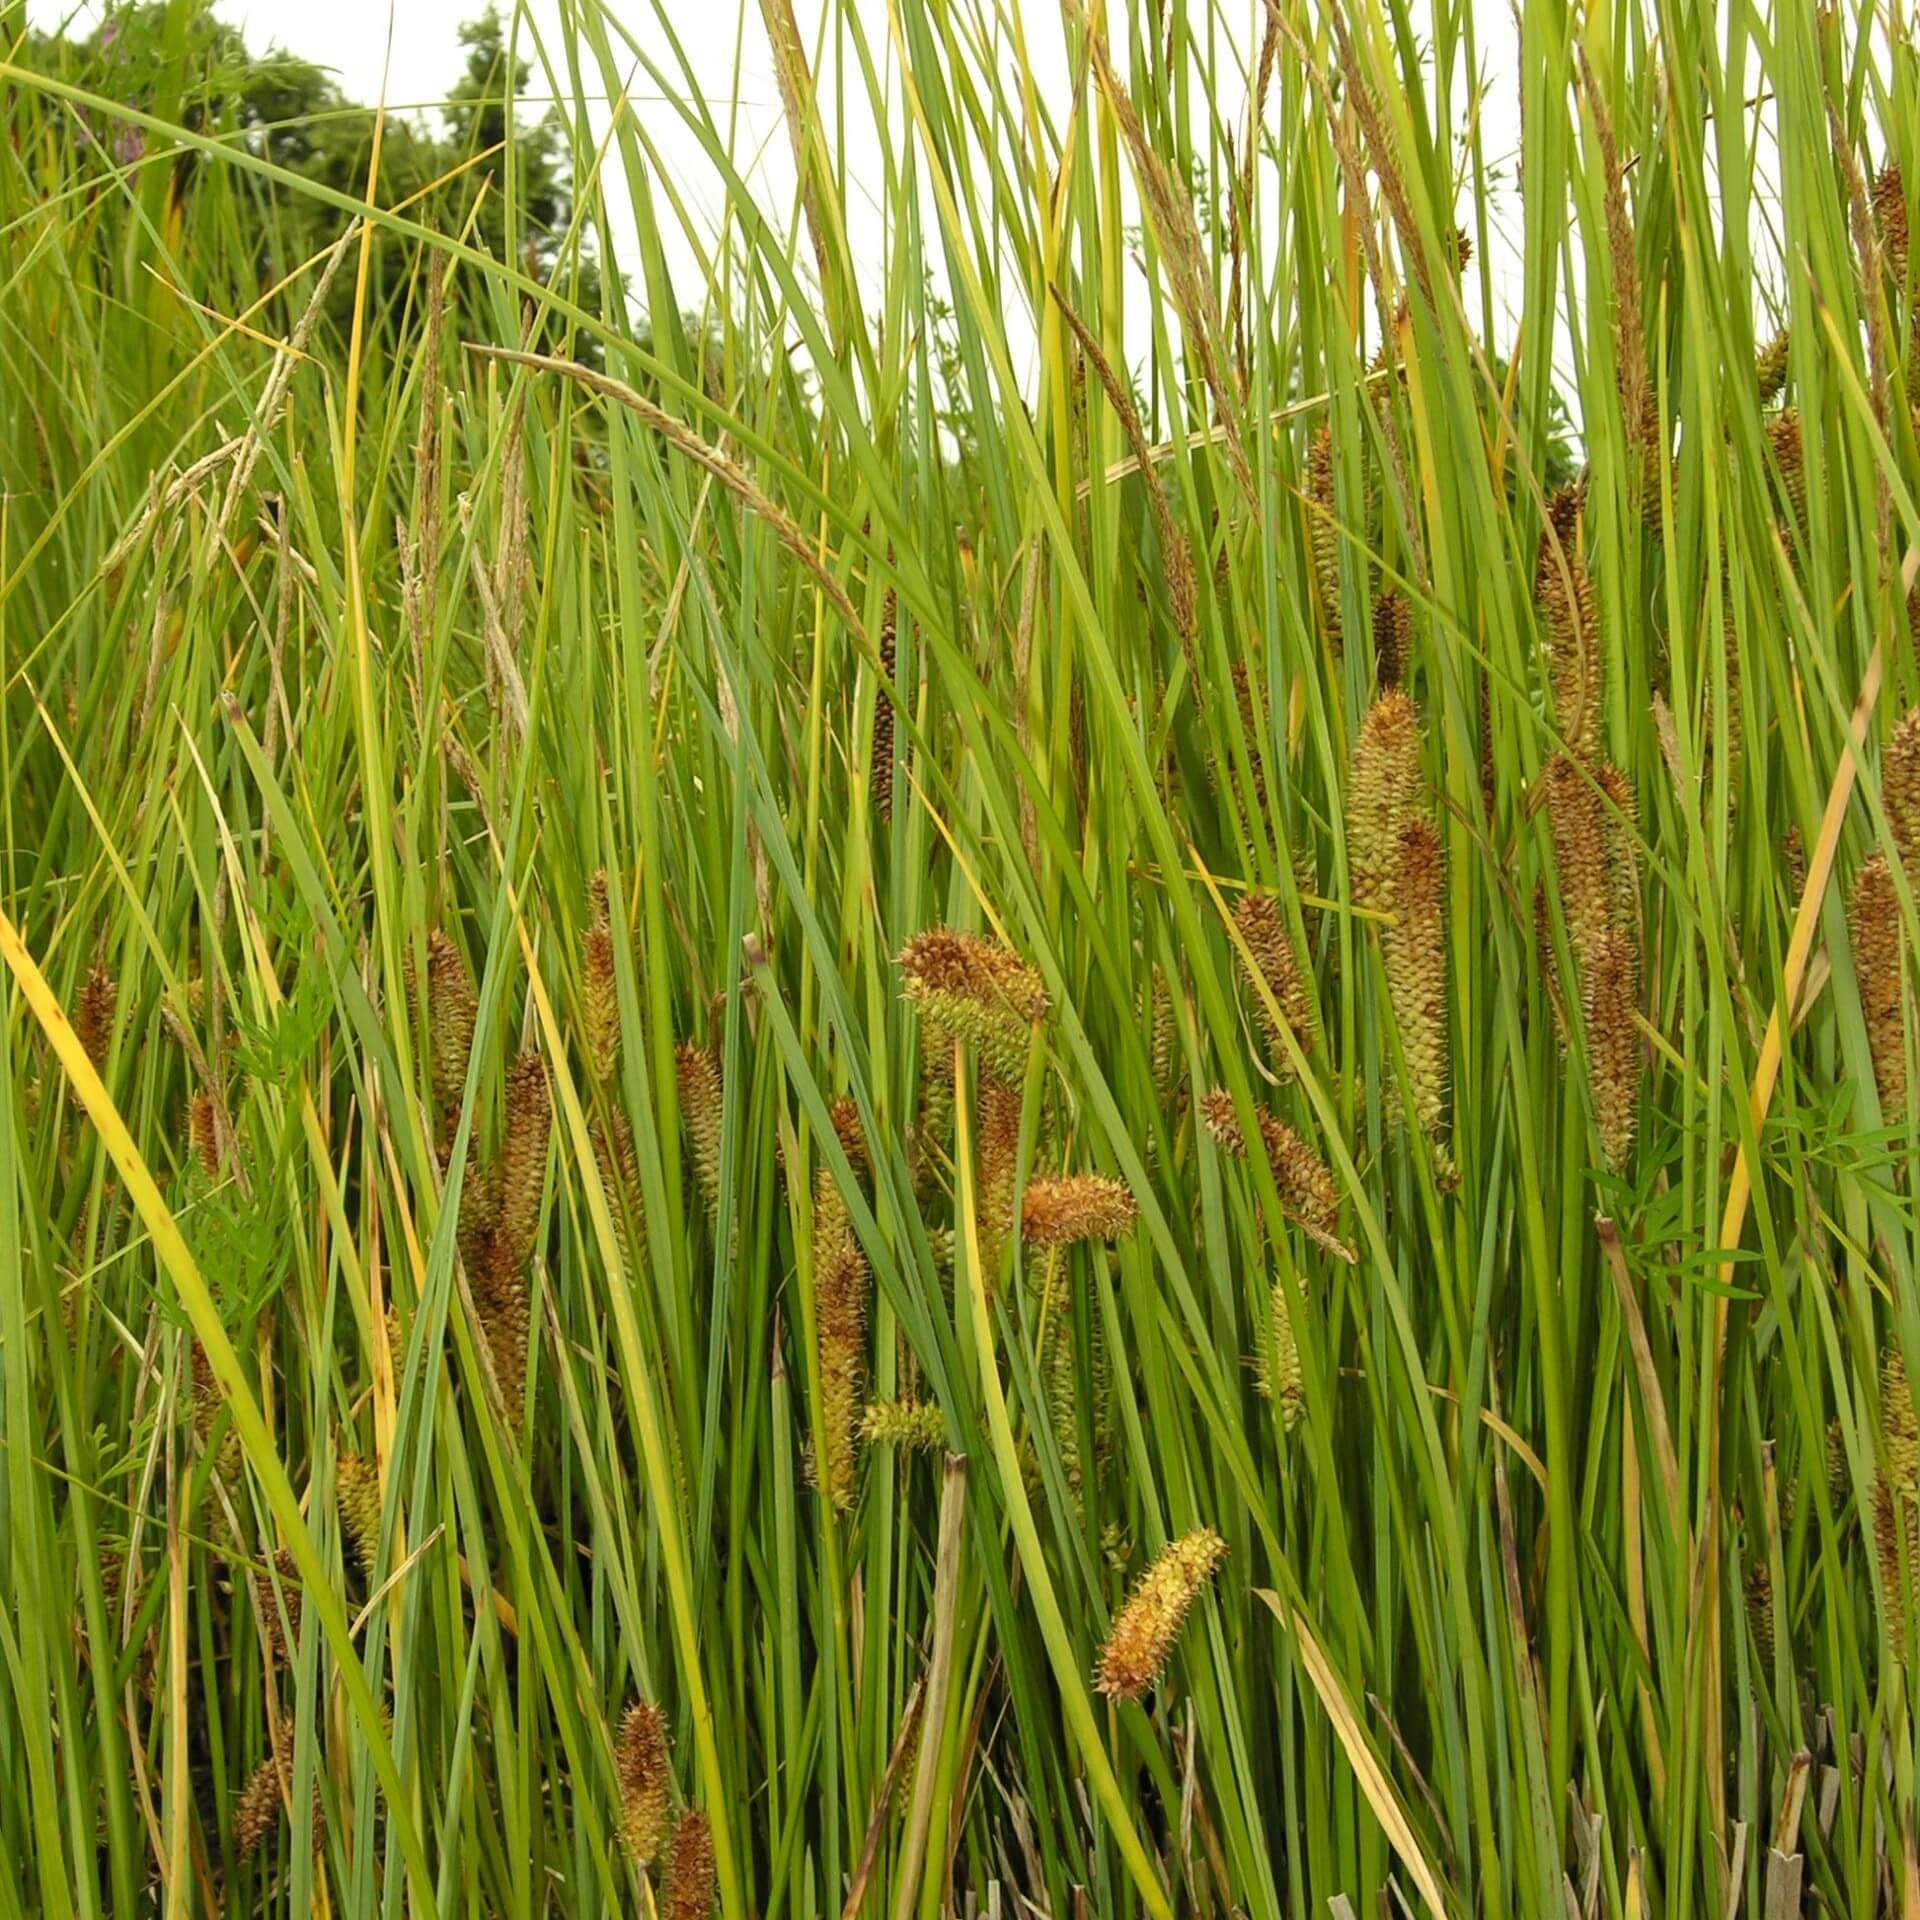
[
  {"left": 615, "top": 1699, "right": 671, "bottom": 1864},
  {"left": 1233, "top": 893, "right": 1313, "bottom": 1071},
  {"left": 1382, "top": 819, "right": 1449, "bottom": 1143},
  {"left": 661, "top": 1808, "right": 716, "bottom": 1920},
  {"left": 899, "top": 928, "right": 1049, "bottom": 1082},
  {"left": 1850, "top": 854, "right": 1907, "bottom": 1125},
  {"left": 1348, "top": 691, "right": 1422, "bottom": 907},
  {"left": 1096, "top": 1527, "right": 1227, "bottom": 1700},
  {"left": 1020, "top": 1174, "right": 1138, "bottom": 1249}
]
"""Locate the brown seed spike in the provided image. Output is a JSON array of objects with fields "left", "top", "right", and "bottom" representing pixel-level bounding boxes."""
[
  {"left": 1850, "top": 854, "right": 1907, "bottom": 1125},
  {"left": 424, "top": 931, "right": 478, "bottom": 1117},
  {"left": 1541, "top": 754, "right": 1611, "bottom": 968},
  {"left": 873, "top": 583, "right": 897, "bottom": 823},
  {"left": 1232, "top": 893, "right": 1313, "bottom": 1072},
  {"left": 661, "top": 1808, "right": 716, "bottom": 1920},
  {"left": 336, "top": 1452, "right": 382, "bottom": 1571},
  {"left": 1197, "top": 1092, "right": 1350, "bottom": 1260},
  {"left": 1382, "top": 820, "right": 1449, "bottom": 1141},
  {"left": 1755, "top": 326, "right": 1791, "bottom": 404},
  {"left": 582, "top": 881, "right": 621, "bottom": 1085},
  {"left": 1768, "top": 410, "right": 1806, "bottom": 530},
  {"left": 1306, "top": 423, "right": 1342, "bottom": 646},
  {"left": 1536, "top": 487, "right": 1602, "bottom": 759},
  {"left": 232, "top": 1753, "right": 284, "bottom": 1861},
  {"left": 676, "top": 1042, "right": 725, "bottom": 1219},
  {"left": 1875, "top": 163, "right": 1910, "bottom": 284},
  {"left": 1372, "top": 589, "right": 1412, "bottom": 686},
  {"left": 814, "top": 1166, "right": 868, "bottom": 1513},
  {"left": 1349, "top": 691, "right": 1423, "bottom": 908},
  {"left": 974, "top": 1072, "right": 1022, "bottom": 1265},
  {"left": 1095, "top": 1527, "right": 1227, "bottom": 1700},
  {"left": 1020, "top": 1174, "right": 1139, "bottom": 1249},
  {"left": 497, "top": 1052, "right": 551, "bottom": 1274},
  {"left": 898, "top": 928, "right": 1049, "bottom": 1082},
  {"left": 1584, "top": 929, "right": 1641, "bottom": 1173},
  {"left": 188, "top": 1093, "right": 219, "bottom": 1179},
  {"left": 615, "top": 1700, "right": 671, "bottom": 1865},
  {"left": 74, "top": 963, "right": 116, "bottom": 1072},
  {"left": 591, "top": 1110, "right": 647, "bottom": 1279},
  {"left": 1885, "top": 708, "right": 1920, "bottom": 876}
]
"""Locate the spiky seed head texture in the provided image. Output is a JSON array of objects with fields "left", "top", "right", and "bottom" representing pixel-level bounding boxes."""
[
  {"left": 1768, "top": 409, "right": 1806, "bottom": 528},
  {"left": 898, "top": 929, "right": 1048, "bottom": 1082},
  {"left": 1372, "top": 589, "right": 1412, "bottom": 686},
  {"left": 255, "top": 1547, "right": 301, "bottom": 1662},
  {"left": 1232, "top": 893, "right": 1313, "bottom": 1071},
  {"left": 232, "top": 1754, "right": 284, "bottom": 1861},
  {"left": 873, "top": 585, "right": 897, "bottom": 822},
  {"left": 615, "top": 1700, "right": 671, "bottom": 1864},
  {"left": 1744, "top": 1558, "right": 1775, "bottom": 1669},
  {"left": 75, "top": 963, "right": 116, "bottom": 1071},
  {"left": 975, "top": 1071, "right": 1022, "bottom": 1264},
  {"left": 1850, "top": 854, "right": 1907, "bottom": 1125},
  {"left": 1095, "top": 1527, "right": 1227, "bottom": 1700},
  {"left": 676, "top": 1042, "right": 725, "bottom": 1219},
  {"left": 1020, "top": 1173, "right": 1139, "bottom": 1248},
  {"left": 1349, "top": 690, "right": 1423, "bottom": 908},
  {"left": 496, "top": 1051, "right": 551, "bottom": 1273},
  {"left": 189, "top": 1091, "right": 219, "bottom": 1179},
  {"left": 1755, "top": 326, "right": 1791, "bottom": 404},
  {"left": 1875, "top": 162, "right": 1910, "bottom": 281},
  {"left": 1541, "top": 754, "right": 1612, "bottom": 967},
  {"left": 1583, "top": 928, "right": 1641, "bottom": 1173},
  {"left": 827, "top": 1094, "right": 868, "bottom": 1178},
  {"left": 336, "top": 1451, "right": 382, "bottom": 1570},
  {"left": 661, "top": 1808, "right": 716, "bottom": 1920},
  {"left": 814, "top": 1166, "right": 868, "bottom": 1512},
  {"left": 1536, "top": 497, "right": 1602, "bottom": 759},
  {"left": 1887, "top": 1349, "right": 1920, "bottom": 1495},
  {"left": 424, "top": 930, "right": 477, "bottom": 1116},
  {"left": 590, "top": 1109, "right": 646, "bottom": 1280},
  {"left": 1307, "top": 422, "right": 1342, "bottom": 645},
  {"left": 1885, "top": 707, "right": 1920, "bottom": 876},
  {"left": 860, "top": 1399, "right": 947, "bottom": 1450},
  {"left": 1197, "top": 1091, "right": 1349, "bottom": 1259},
  {"left": 1258, "top": 1274, "right": 1306, "bottom": 1431},
  {"left": 582, "top": 907, "right": 620, "bottom": 1085},
  {"left": 1382, "top": 818, "right": 1449, "bottom": 1140}
]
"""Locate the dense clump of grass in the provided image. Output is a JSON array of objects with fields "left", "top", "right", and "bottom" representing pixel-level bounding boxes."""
[{"left": 10, "top": 0, "right": 1920, "bottom": 1914}]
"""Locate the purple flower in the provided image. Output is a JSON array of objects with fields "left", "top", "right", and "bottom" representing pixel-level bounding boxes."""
[{"left": 112, "top": 125, "right": 145, "bottom": 167}]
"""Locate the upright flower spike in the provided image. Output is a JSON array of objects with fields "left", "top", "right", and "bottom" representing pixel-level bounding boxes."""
[
  {"left": 1537, "top": 481, "right": 1602, "bottom": 759},
  {"left": 1540, "top": 754, "right": 1613, "bottom": 967},
  {"left": 1850, "top": 854, "right": 1907, "bottom": 1125},
  {"left": 860, "top": 1399, "right": 947, "bottom": 1451},
  {"left": 582, "top": 874, "right": 620, "bottom": 1085},
  {"left": 1306, "top": 421, "right": 1342, "bottom": 645},
  {"left": 1584, "top": 928, "right": 1641, "bottom": 1173},
  {"left": 676, "top": 1041, "right": 725, "bottom": 1219},
  {"left": 74, "top": 962, "right": 116, "bottom": 1071},
  {"left": 1884, "top": 707, "right": 1920, "bottom": 875},
  {"left": 232, "top": 1753, "right": 284, "bottom": 1861},
  {"left": 494, "top": 1051, "right": 550, "bottom": 1281},
  {"left": 336, "top": 1451, "right": 382, "bottom": 1571},
  {"left": 1874, "top": 162, "right": 1910, "bottom": 284},
  {"left": 898, "top": 928, "right": 1049, "bottom": 1082},
  {"left": 872, "top": 580, "right": 897, "bottom": 823},
  {"left": 1348, "top": 690, "right": 1423, "bottom": 908},
  {"left": 423, "top": 929, "right": 477, "bottom": 1119},
  {"left": 1233, "top": 893, "right": 1313, "bottom": 1071},
  {"left": 1095, "top": 1527, "right": 1227, "bottom": 1701},
  {"left": 1020, "top": 1173, "right": 1138, "bottom": 1249},
  {"left": 661, "top": 1808, "right": 716, "bottom": 1920},
  {"left": 1197, "top": 1091, "right": 1350, "bottom": 1261},
  {"left": 615, "top": 1699, "right": 670, "bottom": 1865},
  {"left": 814, "top": 1167, "right": 868, "bottom": 1512},
  {"left": 974, "top": 1071, "right": 1023, "bottom": 1265},
  {"left": 1755, "top": 326, "right": 1791, "bottom": 404},
  {"left": 590, "top": 1107, "right": 646, "bottom": 1279},
  {"left": 1768, "top": 410, "right": 1806, "bottom": 531},
  {"left": 1382, "top": 819, "right": 1449, "bottom": 1145},
  {"left": 1258, "top": 1273, "right": 1306, "bottom": 1431},
  {"left": 1372, "top": 588, "right": 1412, "bottom": 686}
]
